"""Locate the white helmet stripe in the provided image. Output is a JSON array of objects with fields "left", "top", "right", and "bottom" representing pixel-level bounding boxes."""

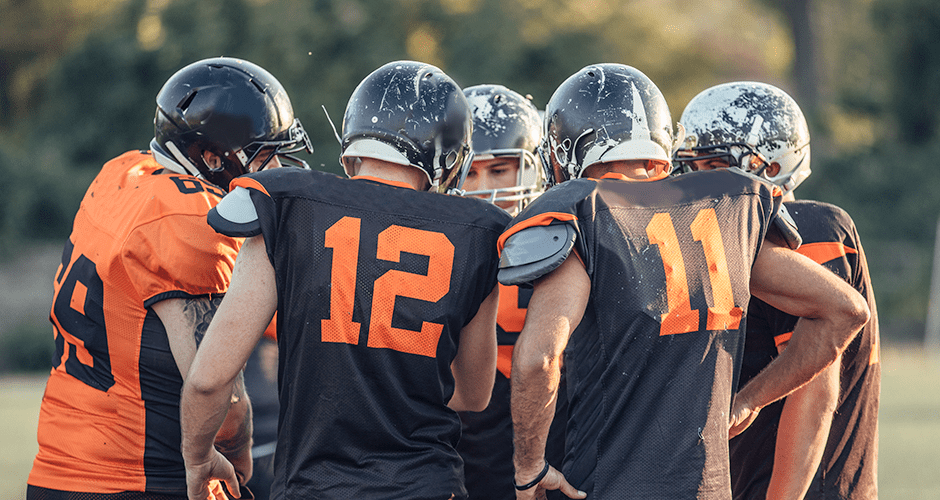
[{"left": 746, "top": 115, "right": 765, "bottom": 145}]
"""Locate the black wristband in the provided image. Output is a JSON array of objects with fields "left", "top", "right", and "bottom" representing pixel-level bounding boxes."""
[{"left": 514, "top": 460, "right": 550, "bottom": 491}]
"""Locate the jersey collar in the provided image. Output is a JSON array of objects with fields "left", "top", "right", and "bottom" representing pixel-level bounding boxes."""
[
  {"left": 351, "top": 175, "right": 416, "bottom": 190},
  {"left": 599, "top": 171, "right": 669, "bottom": 182}
]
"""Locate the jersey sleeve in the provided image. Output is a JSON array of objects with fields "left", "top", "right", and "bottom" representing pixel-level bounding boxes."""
[
  {"left": 209, "top": 172, "right": 282, "bottom": 269},
  {"left": 125, "top": 211, "right": 241, "bottom": 307},
  {"left": 496, "top": 180, "right": 594, "bottom": 286},
  {"left": 207, "top": 186, "right": 262, "bottom": 237}
]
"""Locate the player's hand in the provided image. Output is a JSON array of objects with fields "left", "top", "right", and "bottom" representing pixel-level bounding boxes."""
[
  {"left": 219, "top": 441, "right": 253, "bottom": 487},
  {"left": 186, "top": 448, "right": 242, "bottom": 500},
  {"left": 729, "top": 396, "right": 761, "bottom": 438},
  {"left": 515, "top": 464, "right": 587, "bottom": 500}
]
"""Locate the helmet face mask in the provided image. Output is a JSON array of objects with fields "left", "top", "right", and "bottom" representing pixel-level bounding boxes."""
[
  {"left": 673, "top": 142, "right": 771, "bottom": 175},
  {"left": 461, "top": 150, "right": 543, "bottom": 213},
  {"left": 674, "top": 81, "right": 811, "bottom": 193},
  {"left": 539, "top": 64, "right": 676, "bottom": 186},
  {"left": 340, "top": 61, "right": 474, "bottom": 193},
  {"left": 151, "top": 57, "right": 313, "bottom": 191},
  {"left": 235, "top": 118, "right": 314, "bottom": 171},
  {"left": 461, "top": 84, "right": 545, "bottom": 214}
]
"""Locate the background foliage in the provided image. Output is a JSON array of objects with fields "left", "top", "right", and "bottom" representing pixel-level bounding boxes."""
[{"left": 1, "top": 0, "right": 939, "bottom": 366}]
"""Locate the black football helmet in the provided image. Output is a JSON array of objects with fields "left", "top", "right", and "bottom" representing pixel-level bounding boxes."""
[
  {"left": 340, "top": 60, "right": 473, "bottom": 193},
  {"left": 540, "top": 63, "right": 676, "bottom": 185},
  {"left": 462, "top": 84, "right": 544, "bottom": 213},
  {"left": 151, "top": 57, "right": 313, "bottom": 190},
  {"left": 674, "top": 82, "right": 811, "bottom": 193}
]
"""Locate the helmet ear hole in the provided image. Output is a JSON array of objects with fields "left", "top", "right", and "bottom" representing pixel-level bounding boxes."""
[
  {"left": 444, "top": 150, "right": 459, "bottom": 169},
  {"left": 768, "top": 162, "right": 782, "bottom": 177}
]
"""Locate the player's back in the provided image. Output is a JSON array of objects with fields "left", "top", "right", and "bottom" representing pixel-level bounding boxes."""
[
  {"left": 222, "top": 168, "right": 510, "bottom": 499},
  {"left": 30, "top": 150, "right": 239, "bottom": 494},
  {"left": 731, "top": 199, "right": 880, "bottom": 500},
  {"left": 502, "top": 168, "right": 781, "bottom": 498}
]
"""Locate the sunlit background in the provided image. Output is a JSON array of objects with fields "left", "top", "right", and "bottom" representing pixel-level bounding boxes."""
[{"left": 1, "top": 0, "right": 939, "bottom": 496}]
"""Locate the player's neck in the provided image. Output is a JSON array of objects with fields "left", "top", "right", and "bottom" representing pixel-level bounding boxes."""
[{"left": 356, "top": 158, "right": 430, "bottom": 191}]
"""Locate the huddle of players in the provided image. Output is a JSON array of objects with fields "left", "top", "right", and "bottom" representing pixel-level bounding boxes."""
[
  {"left": 457, "top": 70, "right": 878, "bottom": 500},
  {"left": 27, "top": 55, "right": 878, "bottom": 500}
]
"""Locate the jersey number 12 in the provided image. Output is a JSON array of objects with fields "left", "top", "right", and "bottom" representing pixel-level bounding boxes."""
[{"left": 321, "top": 216, "right": 454, "bottom": 357}]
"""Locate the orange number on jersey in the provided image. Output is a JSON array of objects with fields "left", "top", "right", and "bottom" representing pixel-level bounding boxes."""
[
  {"left": 647, "top": 209, "right": 741, "bottom": 336},
  {"left": 321, "top": 218, "right": 454, "bottom": 357},
  {"left": 321, "top": 216, "right": 362, "bottom": 345},
  {"left": 691, "top": 208, "right": 743, "bottom": 330},
  {"left": 368, "top": 226, "right": 453, "bottom": 357}
]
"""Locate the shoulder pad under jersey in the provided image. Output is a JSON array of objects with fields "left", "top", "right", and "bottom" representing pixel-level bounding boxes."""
[
  {"left": 498, "top": 224, "right": 577, "bottom": 286},
  {"left": 207, "top": 186, "right": 261, "bottom": 237},
  {"left": 773, "top": 203, "right": 802, "bottom": 250}
]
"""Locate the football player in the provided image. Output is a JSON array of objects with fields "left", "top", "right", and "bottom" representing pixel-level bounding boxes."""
[
  {"left": 457, "top": 84, "right": 566, "bottom": 500},
  {"left": 27, "top": 57, "right": 312, "bottom": 500},
  {"left": 675, "top": 81, "right": 880, "bottom": 500},
  {"left": 180, "top": 61, "right": 509, "bottom": 499},
  {"left": 498, "top": 63, "right": 870, "bottom": 499}
]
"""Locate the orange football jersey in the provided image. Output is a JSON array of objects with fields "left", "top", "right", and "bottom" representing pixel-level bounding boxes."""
[{"left": 29, "top": 151, "right": 241, "bottom": 494}]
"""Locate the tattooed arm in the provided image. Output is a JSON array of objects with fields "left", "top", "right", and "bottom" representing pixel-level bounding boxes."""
[
  {"left": 180, "top": 236, "right": 277, "bottom": 499},
  {"left": 152, "top": 296, "right": 255, "bottom": 488}
]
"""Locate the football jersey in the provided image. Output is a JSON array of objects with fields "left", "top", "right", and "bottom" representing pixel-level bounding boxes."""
[
  {"left": 208, "top": 168, "right": 511, "bottom": 499},
  {"left": 730, "top": 200, "right": 880, "bottom": 500},
  {"left": 456, "top": 284, "right": 568, "bottom": 500},
  {"left": 28, "top": 151, "right": 240, "bottom": 494},
  {"left": 498, "top": 169, "right": 783, "bottom": 499}
]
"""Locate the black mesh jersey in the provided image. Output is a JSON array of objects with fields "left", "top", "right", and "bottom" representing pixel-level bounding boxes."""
[
  {"left": 499, "top": 169, "right": 783, "bottom": 499},
  {"left": 211, "top": 168, "right": 511, "bottom": 499},
  {"left": 730, "top": 200, "right": 880, "bottom": 500},
  {"left": 456, "top": 284, "right": 568, "bottom": 500}
]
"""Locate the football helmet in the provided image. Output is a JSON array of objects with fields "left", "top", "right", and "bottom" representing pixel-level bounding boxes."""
[
  {"left": 151, "top": 57, "right": 313, "bottom": 191},
  {"left": 674, "top": 81, "right": 811, "bottom": 193},
  {"left": 462, "top": 84, "right": 544, "bottom": 213},
  {"left": 340, "top": 60, "right": 473, "bottom": 193},
  {"left": 540, "top": 63, "right": 676, "bottom": 185}
]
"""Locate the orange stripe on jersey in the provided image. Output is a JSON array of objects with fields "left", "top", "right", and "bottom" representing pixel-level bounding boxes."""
[
  {"left": 775, "top": 331, "right": 793, "bottom": 347},
  {"left": 497, "top": 345, "right": 514, "bottom": 379},
  {"left": 772, "top": 186, "right": 783, "bottom": 198},
  {"left": 795, "top": 242, "right": 858, "bottom": 265},
  {"left": 352, "top": 175, "right": 416, "bottom": 190},
  {"left": 230, "top": 176, "right": 271, "bottom": 197},
  {"left": 263, "top": 313, "right": 278, "bottom": 341},
  {"left": 497, "top": 212, "right": 579, "bottom": 254}
]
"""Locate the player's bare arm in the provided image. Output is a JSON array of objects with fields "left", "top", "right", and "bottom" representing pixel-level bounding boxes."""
[
  {"left": 511, "top": 255, "right": 588, "bottom": 500},
  {"left": 767, "top": 350, "right": 839, "bottom": 500},
  {"left": 730, "top": 240, "right": 869, "bottom": 435},
  {"left": 449, "top": 285, "right": 499, "bottom": 412},
  {"left": 154, "top": 295, "right": 254, "bottom": 487},
  {"left": 181, "top": 235, "right": 277, "bottom": 500}
]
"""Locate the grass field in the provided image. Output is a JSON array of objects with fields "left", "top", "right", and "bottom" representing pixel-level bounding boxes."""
[{"left": 1, "top": 345, "right": 937, "bottom": 499}]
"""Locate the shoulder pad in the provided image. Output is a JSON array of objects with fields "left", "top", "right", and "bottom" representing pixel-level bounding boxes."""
[
  {"left": 207, "top": 186, "right": 261, "bottom": 237},
  {"left": 773, "top": 203, "right": 802, "bottom": 250},
  {"left": 498, "top": 224, "right": 577, "bottom": 286}
]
